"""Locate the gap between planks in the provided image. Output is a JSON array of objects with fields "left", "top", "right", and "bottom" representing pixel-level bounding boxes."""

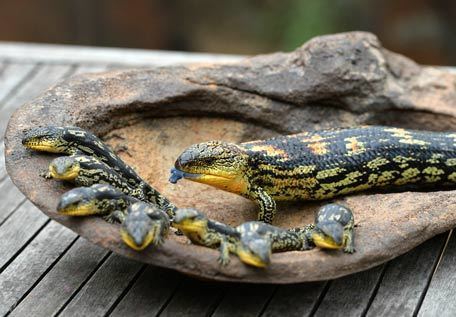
[{"left": 0, "top": 63, "right": 109, "bottom": 315}]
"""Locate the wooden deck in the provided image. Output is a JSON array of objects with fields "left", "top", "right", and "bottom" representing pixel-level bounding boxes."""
[{"left": 0, "top": 42, "right": 455, "bottom": 317}]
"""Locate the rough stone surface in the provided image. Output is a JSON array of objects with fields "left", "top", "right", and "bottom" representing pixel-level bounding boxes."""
[{"left": 4, "top": 32, "right": 456, "bottom": 283}]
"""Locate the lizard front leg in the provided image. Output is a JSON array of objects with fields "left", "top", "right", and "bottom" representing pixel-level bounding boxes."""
[
  {"left": 217, "top": 236, "right": 232, "bottom": 266},
  {"left": 250, "top": 186, "right": 276, "bottom": 224},
  {"left": 343, "top": 220, "right": 355, "bottom": 253}
]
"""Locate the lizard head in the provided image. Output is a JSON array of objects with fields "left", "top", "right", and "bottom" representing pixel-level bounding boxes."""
[
  {"left": 57, "top": 186, "right": 99, "bottom": 216},
  {"left": 170, "top": 141, "right": 250, "bottom": 195},
  {"left": 121, "top": 202, "right": 170, "bottom": 251},
  {"left": 22, "top": 126, "right": 69, "bottom": 153},
  {"left": 237, "top": 233, "right": 271, "bottom": 268},
  {"left": 49, "top": 156, "right": 81, "bottom": 181},
  {"left": 121, "top": 204, "right": 156, "bottom": 251},
  {"left": 57, "top": 184, "right": 126, "bottom": 216},
  {"left": 173, "top": 208, "right": 209, "bottom": 236},
  {"left": 311, "top": 221, "right": 344, "bottom": 250}
]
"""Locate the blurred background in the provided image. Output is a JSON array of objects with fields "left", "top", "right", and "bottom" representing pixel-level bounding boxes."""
[{"left": 0, "top": 0, "right": 454, "bottom": 65}]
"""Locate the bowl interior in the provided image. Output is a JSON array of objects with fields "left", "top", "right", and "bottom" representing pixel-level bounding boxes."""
[{"left": 103, "top": 116, "right": 319, "bottom": 234}]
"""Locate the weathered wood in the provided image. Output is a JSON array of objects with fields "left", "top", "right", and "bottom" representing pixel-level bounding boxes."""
[
  {"left": 262, "top": 282, "right": 328, "bottom": 317},
  {"left": 0, "top": 142, "right": 6, "bottom": 181},
  {"left": 0, "top": 200, "right": 48, "bottom": 270},
  {"left": 0, "top": 43, "right": 455, "bottom": 315},
  {"left": 0, "top": 64, "right": 106, "bottom": 223},
  {"left": 0, "top": 221, "right": 76, "bottom": 316},
  {"left": 9, "top": 238, "right": 108, "bottom": 317},
  {"left": 7, "top": 32, "right": 456, "bottom": 284},
  {"left": 58, "top": 254, "right": 143, "bottom": 317},
  {"left": 159, "top": 277, "right": 225, "bottom": 316},
  {"left": 0, "top": 64, "right": 73, "bottom": 139},
  {"left": 417, "top": 232, "right": 456, "bottom": 316},
  {"left": 212, "top": 284, "right": 276, "bottom": 317},
  {"left": 110, "top": 266, "right": 182, "bottom": 317},
  {"left": 366, "top": 234, "right": 447, "bottom": 316},
  {"left": 0, "top": 177, "right": 26, "bottom": 223},
  {"left": 313, "top": 265, "right": 385, "bottom": 316},
  {"left": 0, "top": 42, "right": 243, "bottom": 66},
  {"left": 0, "top": 63, "right": 37, "bottom": 103}
]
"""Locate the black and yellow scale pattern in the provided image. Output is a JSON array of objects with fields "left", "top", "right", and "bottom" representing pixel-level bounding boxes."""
[
  {"left": 173, "top": 204, "right": 355, "bottom": 267},
  {"left": 48, "top": 155, "right": 139, "bottom": 195},
  {"left": 23, "top": 126, "right": 177, "bottom": 217},
  {"left": 173, "top": 126, "right": 456, "bottom": 224}
]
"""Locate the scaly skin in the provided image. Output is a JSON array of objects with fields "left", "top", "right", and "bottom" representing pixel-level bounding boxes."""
[
  {"left": 47, "top": 155, "right": 140, "bottom": 197},
  {"left": 173, "top": 208, "right": 240, "bottom": 266},
  {"left": 57, "top": 184, "right": 169, "bottom": 251},
  {"left": 22, "top": 126, "right": 177, "bottom": 218},
  {"left": 121, "top": 202, "right": 170, "bottom": 251},
  {"left": 174, "top": 204, "right": 355, "bottom": 267},
  {"left": 171, "top": 126, "right": 456, "bottom": 223},
  {"left": 57, "top": 184, "right": 136, "bottom": 220},
  {"left": 310, "top": 203, "right": 355, "bottom": 253}
]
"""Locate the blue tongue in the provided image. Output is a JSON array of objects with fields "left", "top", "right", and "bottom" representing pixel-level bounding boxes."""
[{"left": 169, "top": 168, "right": 184, "bottom": 184}]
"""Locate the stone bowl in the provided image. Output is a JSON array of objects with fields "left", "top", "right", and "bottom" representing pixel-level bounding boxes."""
[{"left": 4, "top": 32, "right": 456, "bottom": 283}]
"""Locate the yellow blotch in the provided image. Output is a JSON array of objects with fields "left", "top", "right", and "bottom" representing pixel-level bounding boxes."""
[
  {"left": 319, "top": 171, "right": 364, "bottom": 192},
  {"left": 384, "top": 127, "right": 408, "bottom": 137},
  {"left": 394, "top": 168, "right": 420, "bottom": 185},
  {"left": 448, "top": 172, "right": 456, "bottom": 182},
  {"left": 299, "top": 135, "right": 329, "bottom": 155},
  {"left": 316, "top": 167, "right": 344, "bottom": 180},
  {"left": 399, "top": 138, "right": 429, "bottom": 146},
  {"left": 392, "top": 155, "right": 416, "bottom": 168},
  {"left": 308, "top": 142, "right": 329, "bottom": 155},
  {"left": 300, "top": 134, "right": 324, "bottom": 143},
  {"left": 426, "top": 153, "right": 444, "bottom": 164},
  {"left": 425, "top": 175, "right": 441, "bottom": 183},
  {"left": 377, "top": 170, "right": 398, "bottom": 183},
  {"left": 366, "top": 157, "right": 390, "bottom": 170},
  {"left": 345, "top": 137, "right": 366, "bottom": 155},
  {"left": 258, "top": 164, "right": 316, "bottom": 176},
  {"left": 402, "top": 168, "right": 421, "bottom": 178},
  {"left": 446, "top": 158, "right": 456, "bottom": 167},
  {"left": 250, "top": 145, "right": 289, "bottom": 159},
  {"left": 385, "top": 127, "right": 429, "bottom": 146},
  {"left": 422, "top": 166, "right": 445, "bottom": 176},
  {"left": 368, "top": 173, "right": 379, "bottom": 184}
]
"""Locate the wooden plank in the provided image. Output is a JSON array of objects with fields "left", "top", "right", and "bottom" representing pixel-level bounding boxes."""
[
  {"left": 58, "top": 254, "right": 143, "bottom": 317},
  {"left": 366, "top": 234, "right": 447, "bottom": 316},
  {"left": 0, "top": 141, "right": 6, "bottom": 181},
  {"left": 110, "top": 266, "right": 182, "bottom": 317},
  {"left": 0, "top": 177, "right": 26, "bottom": 223},
  {"left": 262, "top": 282, "right": 328, "bottom": 317},
  {"left": 418, "top": 232, "right": 456, "bottom": 316},
  {"left": 0, "top": 64, "right": 115, "bottom": 315},
  {"left": 0, "top": 63, "right": 37, "bottom": 103},
  {"left": 0, "top": 63, "right": 107, "bottom": 221},
  {"left": 159, "top": 277, "right": 225, "bottom": 316},
  {"left": 0, "top": 42, "right": 243, "bottom": 66},
  {"left": 0, "top": 221, "right": 76, "bottom": 316},
  {"left": 212, "top": 284, "right": 276, "bottom": 317},
  {"left": 0, "top": 200, "right": 48, "bottom": 270},
  {"left": 9, "top": 238, "right": 108, "bottom": 317},
  {"left": 313, "top": 265, "right": 385, "bottom": 316},
  {"left": 0, "top": 64, "right": 74, "bottom": 139}
]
